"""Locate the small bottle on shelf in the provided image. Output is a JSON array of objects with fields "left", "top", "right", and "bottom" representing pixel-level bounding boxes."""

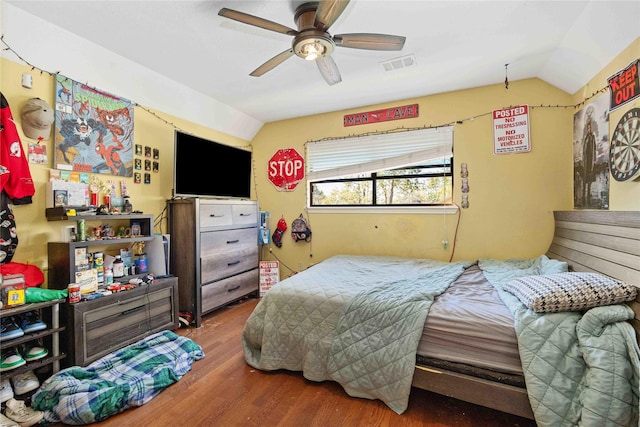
[
  {"left": 105, "top": 268, "right": 114, "bottom": 286},
  {"left": 113, "top": 255, "right": 124, "bottom": 278}
]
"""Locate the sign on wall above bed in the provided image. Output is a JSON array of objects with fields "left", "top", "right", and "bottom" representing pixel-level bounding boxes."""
[
  {"left": 54, "top": 75, "right": 134, "bottom": 177},
  {"left": 607, "top": 58, "right": 639, "bottom": 111},
  {"left": 492, "top": 105, "right": 530, "bottom": 154}
]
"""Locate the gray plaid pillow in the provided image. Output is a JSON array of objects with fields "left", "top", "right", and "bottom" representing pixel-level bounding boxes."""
[{"left": 503, "top": 272, "right": 637, "bottom": 313}]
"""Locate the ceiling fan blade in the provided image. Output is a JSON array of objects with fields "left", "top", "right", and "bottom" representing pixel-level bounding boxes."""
[
  {"left": 316, "top": 56, "right": 342, "bottom": 86},
  {"left": 250, "top": 49, "right": 295, "bottom": 77},
  {"left": 314, "top": 0, "right": 350, "bottom": 32},
  {"left": 219, "top": 8, "right": 298, "bottom": 36},
  {"left": 334, "top": 33, "right": 406, "bottom": 51}
]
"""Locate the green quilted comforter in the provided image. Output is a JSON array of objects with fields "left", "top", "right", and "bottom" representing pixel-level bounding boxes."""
[
  {"left": 479, "top": 256, "right": 639, "bottom": 427},
  {"left": 243, "top": 254, "right": 640, "bottom": 424},
  {"left": 243, "top": 255, "right": 472, "bottom": 414}
]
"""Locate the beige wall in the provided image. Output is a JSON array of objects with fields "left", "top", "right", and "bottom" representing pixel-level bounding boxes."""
[{"left": 1, "top": 38, "right": 638, "bottom": 285}]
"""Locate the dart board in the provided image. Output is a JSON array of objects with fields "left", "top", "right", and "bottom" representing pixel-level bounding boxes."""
[{"left": 609, "top": 107, "right": 640, "bottom": 182}]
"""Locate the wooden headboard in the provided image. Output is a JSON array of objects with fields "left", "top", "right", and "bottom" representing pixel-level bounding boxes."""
[{"left": 546, "top": 210, "right": 640, "bottom": 341}]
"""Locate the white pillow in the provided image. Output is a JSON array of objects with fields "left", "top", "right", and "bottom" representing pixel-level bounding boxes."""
[{"left": 503, "top": 272, "right": 638, "bottom": 313}]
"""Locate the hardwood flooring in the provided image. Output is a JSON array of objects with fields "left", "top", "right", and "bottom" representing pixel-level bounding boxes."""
[{"left": 57, "top": 297, "right": 536, "bottom": 427}]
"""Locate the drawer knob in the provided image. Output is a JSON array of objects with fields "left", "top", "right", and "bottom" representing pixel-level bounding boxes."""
[
  {"left": 227, "top": 260, "right": 241, "bottom": 266},
  {"left": 226, "top": 239, "right": 240, "bottom": 244},
  {"left": 227, "top": 285, "right": 241, "bottom": 292}
]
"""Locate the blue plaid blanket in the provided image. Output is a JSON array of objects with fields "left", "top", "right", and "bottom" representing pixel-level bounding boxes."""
[{"left": 32, "top": 330, "right": 204, "bottom": 425}]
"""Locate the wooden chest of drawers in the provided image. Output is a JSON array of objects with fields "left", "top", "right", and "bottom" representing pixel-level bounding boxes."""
[
  {"left": 62, "top": 277, "right": 179, "bottom": 367},
  {"left": 168, "top": 198, "right": 259, "bottom": 327}
]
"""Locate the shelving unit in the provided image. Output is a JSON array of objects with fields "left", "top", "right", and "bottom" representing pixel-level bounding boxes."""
[
  {"left": 47, "top": 213, "right": 154, "bottom": 289},
  {"left": 44, "top": 212, "right": 179, "bottom": 369},
  {"left": 0, "top": 299, "right": 66, "bottom": 380}
]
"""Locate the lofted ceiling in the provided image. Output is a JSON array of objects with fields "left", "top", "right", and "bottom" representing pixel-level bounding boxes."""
[{"left": 3, "top": 0, "right": 640, "bottom": 126}]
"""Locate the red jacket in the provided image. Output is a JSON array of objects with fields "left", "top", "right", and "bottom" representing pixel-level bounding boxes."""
[{"left": 1, "top": 92, "right": 35, "bottom": 205}]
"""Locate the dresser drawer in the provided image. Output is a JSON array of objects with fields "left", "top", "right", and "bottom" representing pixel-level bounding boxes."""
[
  {"left": 202, "top": 268, "right": 259, "bottom": 314},
  {"left": 80, "top": 285, "right": 176, "bottom": 364},
  {"left": 199, "top": 203, "right": 233, "bottom": 228},
  {"left": 200, "top": 228, "right": 257, "bottom": 255},
  {"left": 201, "top": 245, "right": 258, "bottom": 283},
  {"left": 232, "top": 204, "right": 258, "bottom": 226}
]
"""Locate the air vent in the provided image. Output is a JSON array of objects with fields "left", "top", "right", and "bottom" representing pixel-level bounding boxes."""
[{"left": 381, "top": 54, "right": 416, "bottom": 71}]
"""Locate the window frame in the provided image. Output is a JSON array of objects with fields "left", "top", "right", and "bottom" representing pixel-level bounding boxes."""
[
  {"left": 306, "top": 127, "right": 455, "bottom": 211},
  {"left": 309, "top": 161, "right": 454, "bottom": 207}
]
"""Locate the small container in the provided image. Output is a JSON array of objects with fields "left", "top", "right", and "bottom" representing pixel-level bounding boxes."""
[
  {"left": 131, "top": 222, "right": 141, "bottom": 237},
  {"left": 113, "top": 255, "right": 125, "bottom": 278},
  {"left": 76, "top": 219, "right": 86, "bottom": 241},
  {"left": 93, "top": 252, "right": 104, "bottom": 284},
  {"left": 123, "top": 197, "right": 133, "bottom": 214},
  {"left": 68, "top": 283, "right": 81, "bottom": 303},
  {"left": 105, "top": 268, "right": 114, "bottom": 286},
  {"left": 134, "top": 253, "right": 148, "bottom": 273},
  {"left": 1, "top": 274, "right": 25, "bottom": 308}
]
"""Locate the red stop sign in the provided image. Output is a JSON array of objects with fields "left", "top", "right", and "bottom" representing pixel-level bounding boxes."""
[{"left": 268, "top": 148, "right": 304, "bottom": 191}]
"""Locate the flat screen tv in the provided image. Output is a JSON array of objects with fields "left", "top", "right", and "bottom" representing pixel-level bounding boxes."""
[{"left": 173, "top": 130, "right": 252, "bottom": 199}]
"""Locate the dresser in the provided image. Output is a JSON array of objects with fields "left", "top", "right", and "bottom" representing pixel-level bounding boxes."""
[
  {"left": 167, "top": 198, "right": 259, "bottom": 327},
  {"left": 61, "top": 277, "right": 179, "bottom": 367}
]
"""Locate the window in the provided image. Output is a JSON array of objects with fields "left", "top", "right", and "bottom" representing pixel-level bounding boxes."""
[{"left": 307, "top": 127, "right": 453, "bottom": 207}]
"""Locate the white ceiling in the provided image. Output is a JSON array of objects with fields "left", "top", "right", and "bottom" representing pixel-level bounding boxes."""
[{"left": 3, "top": 0, "right": 640, "bottom": 127}]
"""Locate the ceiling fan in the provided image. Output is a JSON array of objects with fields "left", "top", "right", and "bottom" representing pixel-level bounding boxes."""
[{"left": 218, "top": 1, "right": 406, "bottom": 85}]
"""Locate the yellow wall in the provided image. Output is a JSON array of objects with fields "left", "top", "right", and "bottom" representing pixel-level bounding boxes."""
[
  {"left": 1, "top": 38, "right": 638, "bottom": 284},
  {"left": 0, "top": 59, "right": 249, "bottom": 286},
  {"left": 252, "top": 78, "right": 574, "bottom": 272},
  {"left": 572, "top": 38, "right": 640, "bottom": 210}
]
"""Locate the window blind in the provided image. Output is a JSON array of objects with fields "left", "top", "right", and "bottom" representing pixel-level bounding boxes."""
[{"left": 306, "top": 127, "right": 453, "bottom": 181}]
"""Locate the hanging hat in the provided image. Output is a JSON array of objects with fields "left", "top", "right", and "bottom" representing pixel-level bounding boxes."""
[{"left": 20, "top": 97, "right": 54, "bottom": 140}]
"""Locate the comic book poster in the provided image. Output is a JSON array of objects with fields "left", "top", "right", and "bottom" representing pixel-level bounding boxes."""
[{"left": 54, "top": 74, "right": 134, "bottom": 176}]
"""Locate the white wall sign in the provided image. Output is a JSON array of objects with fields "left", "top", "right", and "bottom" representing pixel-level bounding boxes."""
[
  {"left": 259, "top": 261, "right": 280, "bottom": 296},
  {"left": 493, "top": 105, "right": 531, "bottom": 154}
]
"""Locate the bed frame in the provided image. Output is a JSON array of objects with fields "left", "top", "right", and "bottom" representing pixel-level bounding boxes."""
[{"left": 411, "top": 210, "right": 640, "bottom": 420}]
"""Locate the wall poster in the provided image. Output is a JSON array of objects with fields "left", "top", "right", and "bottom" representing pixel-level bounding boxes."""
[
  {"left": 54, "top": 74, "right": 134, "bottom": 176},
  {"left": 573, "top": 96, "right": 610, "bottom": 209}
]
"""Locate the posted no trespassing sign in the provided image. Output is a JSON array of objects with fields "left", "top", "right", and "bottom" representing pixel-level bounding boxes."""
[{"left": 493, "top": 105, "right": 531, "bottom": 155}]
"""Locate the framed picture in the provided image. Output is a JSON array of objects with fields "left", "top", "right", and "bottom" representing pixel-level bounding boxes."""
[
  {"left": 135, "top": 144, "right": 142, "bottom": 156},
  {"left": 135, "top": 158, "right": 142, "bottom": 170},
  {"left": 153, "top": 148, "right": 159, "bottom": 159},
  {"left": 145, "top": 146, "right": 151, "bottom": 158},
  {"left": 145, "top": 159, "right": 151, "bottom": 171},
  {"left": 144, "top": 173, "right": 151, "bottom": 184},
  {"left": 53, "top": 190, "right": 68, "bottom": 206},
  {"left": 134, "top": 172, "right": 141, "bottom": 184},
  {"left": 153, "top": 161, "right": 159, "bottom": 172}
]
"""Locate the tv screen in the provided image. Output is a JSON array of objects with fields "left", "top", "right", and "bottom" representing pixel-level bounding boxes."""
[{"left": 173, "top": 131, "right": 252, "bottom": 199}]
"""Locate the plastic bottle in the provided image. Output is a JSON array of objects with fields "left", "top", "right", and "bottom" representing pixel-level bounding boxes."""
[
  {"left": 113, "top": 255, "right": 125, "bottom": 278},
  {"left": 105, "top": 268, "right": 114, "bottom": 286}
]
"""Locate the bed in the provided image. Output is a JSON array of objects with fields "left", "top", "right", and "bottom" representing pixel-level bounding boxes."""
[{"left": 242, "top": 210, "right": 640, "bottom": 425}]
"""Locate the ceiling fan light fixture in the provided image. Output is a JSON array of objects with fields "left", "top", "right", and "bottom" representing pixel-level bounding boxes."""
[
  {"left": 300, "top": 41, "right": 324, "bottom": 60},
  {"left": 293, "top": 34, "right": 334, "bottom": 61}
]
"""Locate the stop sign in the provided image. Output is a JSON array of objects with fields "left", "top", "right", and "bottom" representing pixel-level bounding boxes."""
[{"left": 268, "top": 148, "right": 304, "bottom": 191}]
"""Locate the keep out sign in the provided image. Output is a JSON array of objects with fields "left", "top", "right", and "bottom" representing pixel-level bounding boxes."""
[
  {"left": 492, "top": 105, "right": 531, "bottom": 155},
  {"left": 268, "top": 148, "right": 304, "bottom": 191},
  {"left": 608, "top": 58, "right": 639, "bottom": 111}
]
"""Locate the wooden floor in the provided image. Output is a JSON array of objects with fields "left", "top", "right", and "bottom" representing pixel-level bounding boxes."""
[{"left": 57, "top": 297, "right": 537, "bottom": 427}]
